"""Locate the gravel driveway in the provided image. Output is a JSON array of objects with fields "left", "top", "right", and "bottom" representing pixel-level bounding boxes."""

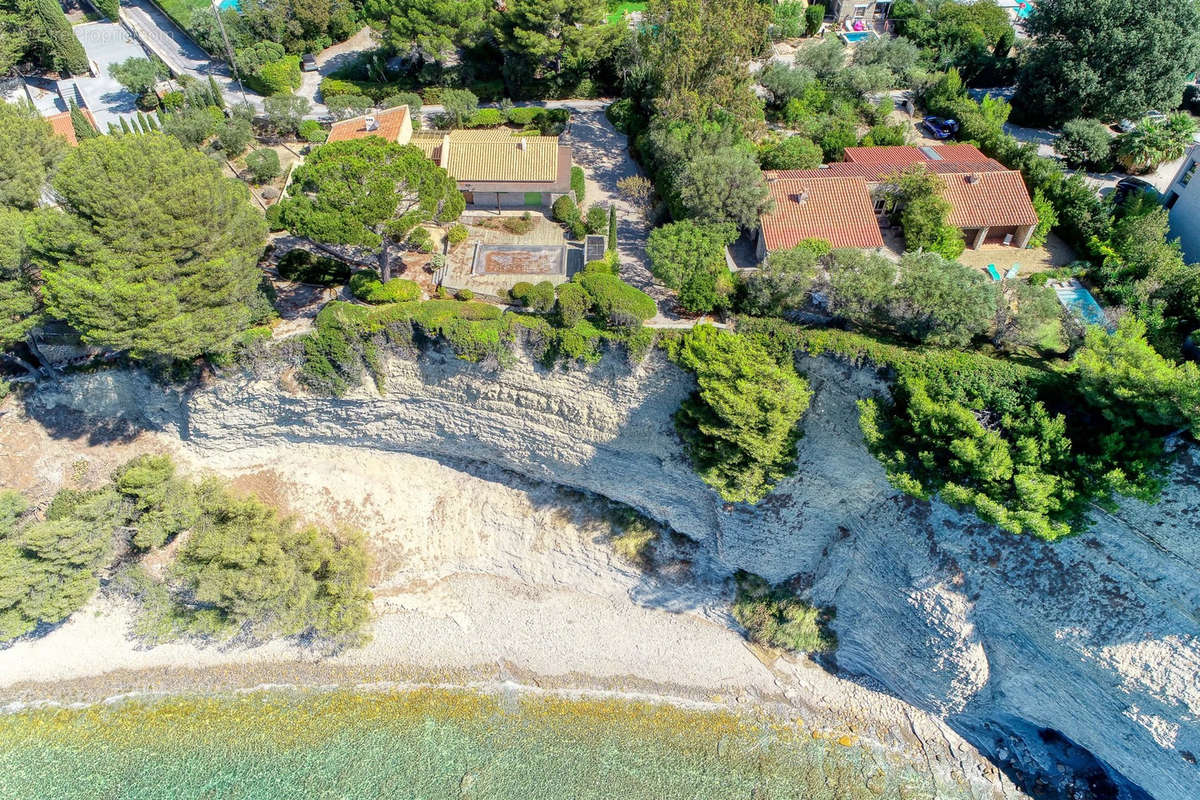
[{"left": 560, "top": 107, "right": 683, "bottom": 319}]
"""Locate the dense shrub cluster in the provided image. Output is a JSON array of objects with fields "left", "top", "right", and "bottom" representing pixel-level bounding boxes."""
[
  {"left": 731, "top": 572, "right": 836, "bottom": 654},
  {"left": 668, "top": 325, "right": 812, "bottom": 504},
  {"left": 1, "top": 455, "right": 371, "bottom": 645},
  {"left": 647, "top": 221, "right": 738, "bottom": 314},
  {"left": 0, "top": 488, "right": 116, "bottom": 641},
  {"left": 739, "top": 320, "right": 1196, "bottom": 540},
  {"left": 349, "top": 270, "right": 422, "bottom": 304}
]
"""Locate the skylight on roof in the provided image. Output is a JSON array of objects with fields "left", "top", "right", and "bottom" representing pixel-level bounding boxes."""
[{"left": 919, "top": 146, "right": 942, "bottom": 160}]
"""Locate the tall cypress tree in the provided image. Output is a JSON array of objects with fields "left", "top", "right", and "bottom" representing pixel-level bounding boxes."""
[
  {"left": 208, "top": 76, "right": 225, "bottom": 109},
  {"left": 68, "top": 100, "right": 97, "bottom": 140},
  {"left": 30, "top": 0, "right": 89, "bottom": 75},
  {"left": 119, "top": 116, "right": 131, "bottom": 134}
]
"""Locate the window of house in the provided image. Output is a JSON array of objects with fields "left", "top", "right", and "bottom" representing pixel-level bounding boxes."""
[
  {"left": 1166, "top": 191, "right": 1180, "bottom": 209},
  {"left": 853, "top": 4, "right": 868, "bottom": 18},
  {"left": 1181, "top": 161, "right": 1198, "bottom": 186},
  {"left": 873, "top": 197, "right": 886, "bottom": 214}
]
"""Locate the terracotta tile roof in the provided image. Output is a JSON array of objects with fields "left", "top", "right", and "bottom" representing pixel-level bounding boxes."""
[
  {"left": 327, "top": 105, "right": 410, "bottom": 143},
  {"left": 940, "top": 169, "right": 1040, "bottom": 228},
  {"left": 759, "top": 146, "right": 1039, "bottom": 252},
  {"left": 45, "top": 111, "right": 78, "bottom": 146},
  {"left": 772, "top": 158, "right": 1007, "bottom": 182},
  {"left": 842, "top": 143, "right": 988, "bottom": 164},
  {"left": 760, "top": 174, "right": 885, "bottom": 251},
  {"left": 443, "top": 133, "right": 562, "bottom": 183}
]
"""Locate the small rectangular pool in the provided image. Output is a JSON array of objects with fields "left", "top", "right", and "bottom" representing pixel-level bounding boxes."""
[
  {"left": 1054, "top": 282, "right": 1112, "bottom": 330},
  {"left": 840, "top": 30, "right": 877, "bottom": 43}
]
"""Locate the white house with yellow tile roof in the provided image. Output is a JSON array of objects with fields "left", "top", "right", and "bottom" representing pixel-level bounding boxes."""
[{"left": 410, "top": 128, "right": 573, "bottom": 210}]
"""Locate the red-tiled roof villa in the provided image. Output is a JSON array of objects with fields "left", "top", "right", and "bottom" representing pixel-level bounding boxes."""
[{"left": 756, "top": 144, "right": 1040, "bottom": 260}]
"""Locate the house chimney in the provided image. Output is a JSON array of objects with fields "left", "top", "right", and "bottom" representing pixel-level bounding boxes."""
[
  {"left": 364, "top": 115, "right": 378, "bottom": 131},
  {"left": 792, "top": 189, "right": 809, "bottom": 205},
  {"left": 967, "top": 172, "right": 980, "bottom": 184},
  {"left": 518, "top": 137, "right": 527, "bottom": 151}
]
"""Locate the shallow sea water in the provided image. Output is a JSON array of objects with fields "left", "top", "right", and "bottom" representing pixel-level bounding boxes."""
[{"left": 0, "top": 688, "right": 961, "bottom": 799}]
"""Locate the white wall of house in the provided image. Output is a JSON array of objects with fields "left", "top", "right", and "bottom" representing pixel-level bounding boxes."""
[{"left": 1166, "top": 145, "right": 1200, "bottom": 264}]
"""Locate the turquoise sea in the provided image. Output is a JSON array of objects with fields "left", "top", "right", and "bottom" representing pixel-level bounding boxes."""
[{"left": 0, "top": 688, "right": 967, "bottom": 799}]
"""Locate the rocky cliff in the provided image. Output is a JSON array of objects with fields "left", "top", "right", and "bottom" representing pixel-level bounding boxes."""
[{"left": 30, "top": 345, "right": 1200, "bottom": 800}]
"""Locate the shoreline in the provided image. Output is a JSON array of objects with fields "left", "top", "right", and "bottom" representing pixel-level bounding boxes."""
[{"left": 0, "top": 410, "right": 1025, "bottom": 799}]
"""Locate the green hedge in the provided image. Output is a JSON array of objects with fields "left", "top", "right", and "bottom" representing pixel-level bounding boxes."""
[
  {"left": 248, "top": 56, "right": 302, "bottom": 96},
  {"left": 576, "top": 273, "right": 657, "bottom": 322},
  {"left": 466, "top": 108, "right": 505, "bottom": 128},
  {"left": 349, "top": 271, "right": 422, "bottom": 304},
  {"left": 571, "top": 166, "right": 586, "bottom": 203}
]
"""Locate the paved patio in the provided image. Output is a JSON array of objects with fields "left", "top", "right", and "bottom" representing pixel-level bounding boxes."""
[
  {"left": 440, "top": 213, "right": 581, "bottom": 297},
  {"left": 63, "top": 21, "right": 149, "bottom": 131},
  {"left": 955, "top": 233, "right": 1077, "bottom": 278}
]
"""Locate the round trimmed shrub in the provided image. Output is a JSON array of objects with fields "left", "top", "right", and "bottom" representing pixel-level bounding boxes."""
[
  {"left": 555, "top": 281, "right": 592, "bottom": 326},
  {"left": 446, "top": 223, "right": 469, "bottom": 247},
  {"left": 509, "top": 282, "right": 535, "bottom": 305},
  {"left": 455, "top": 288, "right": 475, "bottom": 301},
  {"left": 244, "top": 148, "right": 281, "bottom": 183},
  {"left": 551, "top": 194, "right": 578, "bottom": 224}
]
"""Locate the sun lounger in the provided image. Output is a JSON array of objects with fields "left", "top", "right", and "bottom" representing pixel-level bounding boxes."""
[
  {"left": 986, "top": 264, "right": 1002, "bottom": 281},
  {"left": 1005, "top": 264, "right": 1019, "bottom": 279}
]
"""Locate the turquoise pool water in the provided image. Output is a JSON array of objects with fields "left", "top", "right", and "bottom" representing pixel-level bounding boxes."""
[
  {"left": 218, "top": 0, "right": 240, "bottom": 10},
  {"left": 841, "top": 31, "right": 874, "bottom": 42},
  {"left": 1055, "top": 284, "right": 1110, "bottom": 329},
  {"left": 1015, "top": 2, "right": 1032, "bottom": 18}
]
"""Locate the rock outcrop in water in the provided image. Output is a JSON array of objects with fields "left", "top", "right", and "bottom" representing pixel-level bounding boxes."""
[{"left": 29, "top": 345, "right": 1200, "bottom": 800}]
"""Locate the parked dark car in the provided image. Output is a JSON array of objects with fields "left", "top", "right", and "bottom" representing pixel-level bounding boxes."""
[
  {"left": 920, "top": 116, "right": 959, "bottom": 139},
  {"left": 1111, "top": 176, "right": 1158, "bottom": 206}
]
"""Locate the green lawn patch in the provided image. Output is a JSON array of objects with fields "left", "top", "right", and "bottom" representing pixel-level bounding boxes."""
[{"left": 607, "top": 0, "right": 647, "bottom": 25}]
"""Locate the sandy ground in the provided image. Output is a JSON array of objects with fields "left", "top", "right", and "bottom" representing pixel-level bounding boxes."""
[{"left": 0, "top": 401, "right": 1019, "bottom": 796}]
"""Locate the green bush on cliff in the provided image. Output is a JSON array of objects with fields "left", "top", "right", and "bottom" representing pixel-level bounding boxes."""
[
  {"left": 732, "top": 571, "right": 836, "bottom": 654},
  {"left": 744, "top": 320, "right": 1176, "bottom": 540},
  {"left": 668, "top": 324, "right": 813, "bottom": 504},
  {"left": 349, "top": 270, "right": 421, "bottom": 304}
]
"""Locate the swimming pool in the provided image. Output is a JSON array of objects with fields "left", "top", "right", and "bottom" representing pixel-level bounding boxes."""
[
  {"left": 840, "top": 30, "right": 877, "bottom": 43},
  {"left": 1054, "top": 283, "right": 1110, "bottom": 330},
  {"left": 218, "top": 0, "right": 240, "bottom": 10},
  {"left": 1014, "top": 2, "right": 1032, "bottom": 18}
]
